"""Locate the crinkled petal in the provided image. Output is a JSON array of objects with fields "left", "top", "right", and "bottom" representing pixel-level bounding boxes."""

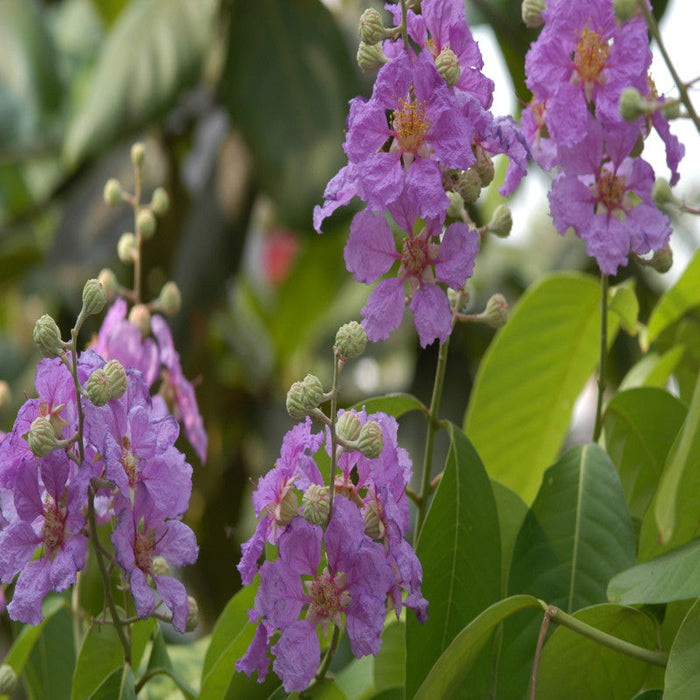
[
  {"left": 344, "top": 209, "right": 398, "bottom": 284},
  {"left": 236, "top": 622, "right": 271, "bottom": 682},
  {"left": 272, "top": 619, "right": 320, "bottom": 693},
  {"left": 410, "top": 285, "right": 452, "bottom": 347},
  {"left": 237, "top": 517, "right": 270, "bottom": 585},
  {"left": 131, "top": 567, "right": 156, "bottom": 620},
  {"left": 7, "top": 558, "right": 51, "bottom": 625},
  {"left": 435, "top": 223, "right": 479, "bottom": 288},
  {"left": 361, "top": 278, "right": 406, "bottom": 343},
  {"left": 155, "top": 574, "right": 189, "bottom": 633}
]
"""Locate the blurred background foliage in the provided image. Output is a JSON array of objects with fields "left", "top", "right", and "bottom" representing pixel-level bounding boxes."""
[{"left": 0, "top": 0, "right": 688, "bottom": 650}]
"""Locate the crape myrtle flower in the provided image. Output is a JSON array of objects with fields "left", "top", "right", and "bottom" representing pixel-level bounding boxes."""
[
  {"left": 548, "top": 117, "right": 671, "bottom": 275},
  {"left": 521, "top": 98, "right": 559, "bottom": 172},
  {"left": 344, "top": 185, "right": 479, "bottom": 347},
  {"left": 237, "top": 498, "right": 393, "bottom": 692},
  {"left": 0, "top": 451, "right": 88, "bottom": 625}
]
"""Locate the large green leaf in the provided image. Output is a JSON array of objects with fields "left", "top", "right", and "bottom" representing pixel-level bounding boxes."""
[
  {"left": 414, "top": 595, "right": 544, "bottom": 700},
  {"left": 619, "top": 346, "right": 685, "bottom": 391},
  {"left": 405, "top": 423, "right": 501, "bottom": 698},
  {"left": 351, "top": 393, "right": 426, "bottom": 420},
  {"left": 72, "top": 620, "right": 124, "bottom": 700},
  {"left": 495, "top": 444, "right": 636, "bottom": 698},
  {"left": 89, "top": 665, "right": 135, "bottom": 700},
  {"left": 536, "top": 604, "right": 659, "bottom": 699},
  {"left": 491, "top": 479, "right": 529, "bottom": 595},
  {"left": 647, "top": 248, "right": 700, "bottom": 344},
  {"left": 63, "top": 0, "right": 216, "bottom": 166},
  {"left": 664, "top": 597, "right": 700, "bottom": 699},
  {"left": 464, "top": 273, "right": 619, "bottom": 503},
  {"left": 609, "top": 278, "right": 639, "bottom": 336},
  {"left": 373, "top": 620, "right": 404, "bottom": 692},
  {"left": 603, "top": 387, "right": 687, "bottom": 521}
]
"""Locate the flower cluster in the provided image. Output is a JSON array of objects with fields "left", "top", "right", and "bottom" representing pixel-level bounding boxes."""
[
  {"left": 523, "top": 0, "right": 684, "bottom": 274},
  {"left": 236, "top": 411, "right": 427, "bottom": 692},
  {"left": 314, "top": 0, "right": 528, "bottom": 347}
]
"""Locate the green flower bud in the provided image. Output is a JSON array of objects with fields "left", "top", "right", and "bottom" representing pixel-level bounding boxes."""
[
  {"left": 357, "top": 420, "right": 384, "bottom": 459},
  {"left": 33, "top": 314, "right": 64, "bottom": 358},
  {"left": 131, "top": 142, "right": 146, "bottom": 167},
  {"left": 481, "top": 293, "right": 509, "bottom": 328},
  {"left": 277, "top": 487, "right": 300, "bottom": 526},
  {"left": 0, "top": 380, "right": 10, "bottom": 411},
  {"left": 336, "top": 411, "right": 362, "bottom": 443},
  {"left": 28, "top": 415, "right": 58, "bottom": 458},
  {"left": 662, "top": 100, "right": 680, "bottom": 120},
  {"left": 117, "top": 232, "right": 138, "bottom": 263},
  {"left": 85, "top": 369, "right": 111, "bottom": 407},
  {"left": 104, "top": 359, "right": 128, "bottom": 400},
  {"left": 619, "top": 87, "right": 647, "bottom": 122},
  {"left": 136, "top": 209, "right": 156, "bottom": 240},
  {"left": 302, "top": 483, "right": 331, "bottom": 526},
  {"left": 648, "top": 244, "right": 673, "bottom": 273},
  {"left": 363, "top": 499, "right": 385, "bottom": 540},
  {"left": 185, "top": 596, "right": 199, "bottom": 633},
  {"left": 150, "top": 187, "right": 170, "bottom": 217},
  {"left": 435, "top": 47, "right": 461, "bottom": 89},
  {"left": 613, "top": 0, "right": 637, "bottom": 22},
  {"left": 359, "top": 8, "right": 385, "bottom": 45},
  {"left": 488, "top": 204, "right": 513, "bottom": 238},
  {"left": 357, "top": 41, "right": 389, "bottom": 74},
  {"left": 98, "top": 268, "right": 120, "bottom": 299},
  {"left": 521, "top": 0, "right": 546, "bottom": 27},
  {"left": 157, "top": 281, "right": 182, "bottom": 316},
  {"left": 474, "top": 147, "right": 495, "bottom": 187},
  {"left": 286, "top": 374, "right": 325, "bottom": 419},
  {"left": 128, "top": 304, "right": 151, "bottom": 336},
  {"left": 0, "top": 665, "right": 18, "bottom": 695},
  {"left": 454, "top": 168, "right": 481, "bottom": 204},
  {"left": 103, "top": 178, "right": 123, "bottom": 206},
  {"left": 446, "top": 191, "right": 467, "bottom": 223},
  {"left": 652, "top": 178, "right": 677, "bottom": 207},
  {"left": 152, "top": 555, "right": 170, "bottom": 578},
  {"left": 335, "top": 321, "right": 368, "bottom": 360},
  {"left": 82, "top": 278, "right": 107, "bottom": 316}
]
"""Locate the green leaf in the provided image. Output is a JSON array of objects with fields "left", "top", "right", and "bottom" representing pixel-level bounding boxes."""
[
  {"left": 89, "top": 665, "right": 136, "bottom": 700},
  {"left": 142, "top": 627, "right": 198, "bottom": 699},
  {"left": 496, "top": 444, "right": 636, "bottom": 698},
  {"left": 72, "top": 620, "right": 124, "bottom": 700},
  {"left": 608, "top": 538, "right": 700, "bottom": 605},
  {"left": 647, "top": 248, "right": 700, "bottom": 344},
  {"left": 631, "top": 691, "right": 663, "bottom": 699},
  {"left": 351, "top": 393, "right": 426, "bottom": 420},
  {"left": 537, "top": 604, "right": 659, "bottom": 699},
  {"left": 334, "top": 654, "right": 374, "bottom": 700},
  {"left": 619, "top": 345, "right": 685, "bottom": 391},
  {"left": 222, "top": 0, "right": 360, "bottom": 229},
  {"left": 414, "top": 595, "right": 544, "bottom": 700},
  {"left": 405, "top": 423, "right": 501, "bottom": 698},
  {"left": 609, "top": 278, "right": 639, "bottom": 335},
  {"left": 491, "top": 480, "right": 529, "bottom": 595},
  {"left": 664, "top": 597, "right": 700, "bottom": 699},
  {"left": 464, "top": 273, "right": 619, "bottom": 503},
  {"left": 63, "top": 0, "right": 216, "bottom": 166},
  {"left": 602, "top": 387, "right": 687, "bottom": 520},
  {"left": 373, "top": 620, "right": 404, "bottom": 692}
]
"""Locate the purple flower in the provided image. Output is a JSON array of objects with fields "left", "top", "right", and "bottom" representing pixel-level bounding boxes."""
[{"left": 521, "top": 99, "right": 558, "bottom": 172}]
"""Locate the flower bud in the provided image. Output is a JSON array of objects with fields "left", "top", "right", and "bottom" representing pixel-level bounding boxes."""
[
  {"left": 150, "top": 187, "right": 170, "bottom": 217},
  {"left": 117, "top": 232, "right": 138, "bottom": 263},
  {"left": 185, "top": 596, "right": 199, "bottom": 633},
  {"left": 619, "top": 87, "right": 647, "bottom": 122},
  {"left": 28, "top": 415, "right": 58, "bottom": 458},
  {"left": 488, "top": 204, "right": 513, "bottom": 238},
  {"left": 103, "top": 178, "right": 123, "bottom": 206},
  {"left": 152, "top": 556, "right": 170, "bottom": 578},
  {"left": 335, "top": 321, "right": 368, "bottom": 360},
  {"left": 286, "top": 374, "right": 325, "bottom": 419},
  {"left": 85, "top": 369, "right": 111, "bottom": 407},
  {"left": 131, "top": 142, "right": 146, "bottom": 167},
  {"left": 302, "top": 484, "right": 331, "bottom": 526},
  {"left": 82, "top": 278, "right": 107, "bottom": 316},
  {"left": 33, "top": 314, "right": 64, "bottom": 358},
  {"left": 276, "top": 487, "right": 300, "bottom": 527},
  {"left": 363, "top": 500, "right": 385, "bottom": 540},
  {"left": 104, "top": 359, "right": 128, "bottom": 400},
  {"left": 454, "top": 168, "right": 481, "bottom": 204},
  {"left": 521, "top": 0, "right": 546, "bottom": 27},
  {"left": 652, "top": 178, "right": 677, "bottom": 207},
  {"left": 157, "top": 281, "right": 181, "bottom": 316},
  {"left": 0, "top": 665, "right": 18, "bottom": 695},
  {"left": 359, "top": 8, "right": 385, "bottom": 45},
  {"left": 481, "top": 293, "right": 509, "bottom": 328},
  {"left": 136, "top": 209, "right": 156, "bottom": 240},
  {"left": 336, "top": 411, "right": 362, "bottom": 443},
  {"left": 435, "top": 47, "right": 460, "bottom": 89},
  {"left": 662, "top": 100, "right": 680, "bottom": 120},
  {"left": 98, "top": 268, "right": 120, "bottom": 299},
  {"left": 128, "top": 304, "right": 151, "bottom": 336},
  {"left": 357, "top": 420, "right": 383, "bottom": 459},
  {"left": 357, "top": 41, "right": 389, "bottom": 73},
  {"left": 474, "top": 148, "right": 495, "bottom": 187},
  {"left": 446, "top": 191, "right": 467, "bottom": 222},
  {"left": 647, "top": 244, "right": 673, "bottom": 273},
  {"left": 613, "top": 0, "right": 637, "bottom": 21},
  {"left": 0, "top": 380, "right": 10, "bottom": 411}
]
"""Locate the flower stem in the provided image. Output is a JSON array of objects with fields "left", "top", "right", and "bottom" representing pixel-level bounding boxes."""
[
  {"left": 326, "top": 354, "right": 341, "bottom": 524},
  {"left": 400, "top": 0, "right": 409, "bottom": 52},
  {"left": 592, "top": 273, "right": 608, "bottom": 443},
  {"left": 314, "top": 624, "right": 341, "bottom": 686},
  {"left": 530, "top": 606, "right": 554, "bottom": 700},
  {"left": 415, "top": 337, "right": 450, "bottom": 538}
]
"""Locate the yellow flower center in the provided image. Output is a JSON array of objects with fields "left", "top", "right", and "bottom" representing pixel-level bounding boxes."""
[
  {"left": 306, "top": 568, "right": 351, "bottom": 627},
  {"left": 134, "top": 528, "right": 156, "bottom": 573},
  {"left": 592, "top": 169, "right": 627, "bottom": 213},
  {"left": 42, "top": 498, "right": 65, "bottom": 552},
  {"left": 573, "top": 26, "right": 610, "bottom": 87},
  {"left": 121, "top": 436, "right": 140, "bottom": 489},
  {"left": 391, "top": 92, "right": 430, "bottom": 153},
  {"left": 400, "top": 235, "right": 430, "bottom": 277}
]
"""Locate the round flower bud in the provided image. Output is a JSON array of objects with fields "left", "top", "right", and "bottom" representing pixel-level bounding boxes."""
[
  {"left": 277, "top": 487, "right": 300, "bottom": 527},
  {"left": 82, "top": 278, "right": 107, "bottom": 316},
  {"left": 335, "top": 321, "right": 368, "bottom": 360},
  {"left": 103, "top": 178, "right": 123, "bottom": 206},
  {"left": 185, "top": 596, "right": 199, "bottom": 633},
  {"left": 33, "top": 314, "right": 64, "bottom": 358},
  {"left": 131, "top": 142, "right": 146, "bottom": 167},
  {"left": 28, "top": 415, "right": 58, "bottom": 458},
  {"left": 357, "top": 41, "right": 389, "bottom": 74},
  {"left": 435, "top": 47, "right": 461, "bottom": 89},
  {"left": 117, "top": 232, "right": 138, "bottom": 263},
  {"left": 286, "top": 374, "right": 325, "bottom": 419},
  {"left": 136, "top": 209, "right": 156, "bottom": 240},
  {"left": 157, "top": 281, "right": 182, "bottom": 316},
  {"left": 0, "top": 380, "right": 10, "bottom": 411},
  {"left": 85, "top": 369, "right": 111, "bottom": 407},
  {"left": 662, "top": 100, "right": 680, "bottom": 121},
  {"left": 488, "top": 204, "right": 513, "bottom": 238},
  {"left": 446, "top": 191, "right": 467, "bottom": 222},
  {"left": 454, "top": 168, "right": 481, "bottom": 204},
  {"left": 150, "top": 187, "right": 170, "bottom": 217},
  {"left": 104, "top": 359, "right": 128, "bottom": 400},
  {"left": 363, "top": 500, "right": 385, "bottom": 540},
  {"left": 128, "top": 304, "right": 151, "bottom": 336},
  {"left": 613, "top": 0, "right": 637, "bottom": 22},
  {"left": 359, "top": 8, "right": 385, "bottom": 45},
  {"left": 474, "top": 148, "right": 495, "bottom": 187},
  {"left": 336, "top": 411, "right": 362, "bottom": 443},
  {"left": 302, "top": 483, "right": 331, "bottom": 526},
  {"left": 521, "top": 0, "right": 546, "bottom": 27},
  {"left": 152, "top": 556, "right": 171, "bottom": 578},
  {"left": 652, "top": 178, "right": 677, "bottom": 207},
  {"left": 0, "top": 665, "right": 18, "bottom": 695},
  {"left": 481, "top": 293, "right": 509, "bottom": 328},
  {"left": 648, "top": 244, "right": 673, "bottom": 273},
  {"left": 357, "top": 420, "right": 384, "bottom": 459},
  {"left": 98, "top": 268, "right": 120, "bottom": 299},
  {"left": 619, "top": 87, "right": 647, "bottom": 122}
]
